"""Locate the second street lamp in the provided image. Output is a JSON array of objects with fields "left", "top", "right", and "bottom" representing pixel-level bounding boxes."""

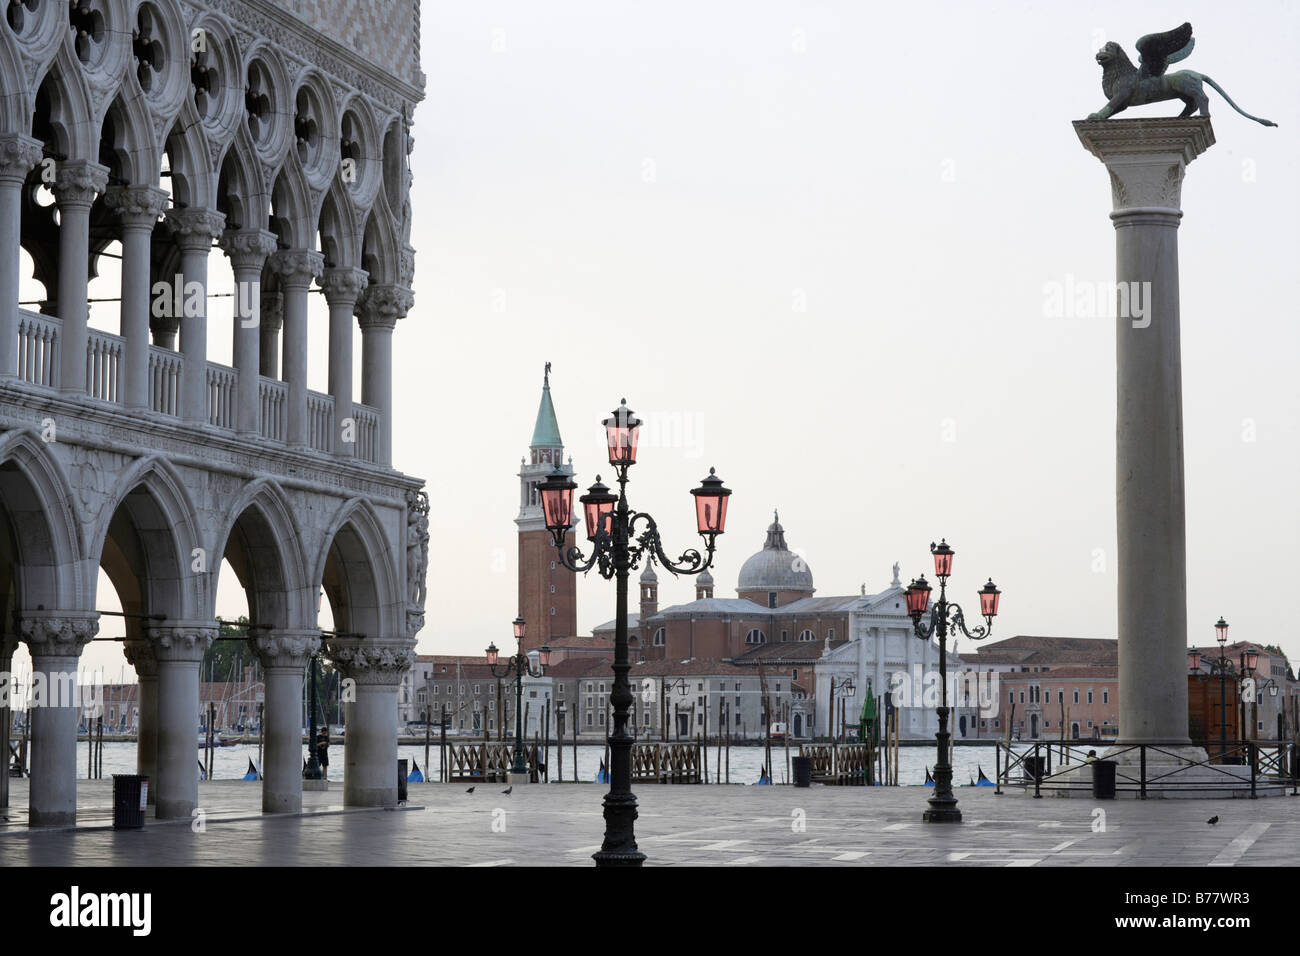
[
  {"left": 904, "top": 539, "right": 1001, "bottom": 824},
  {"left": 538, "top": 398, "right": 731, "bottom": 867},
  {"left": 1188, "top": 617, "right": 1235, "bottom": 762},
  {"left": 486, "top": 617, "right": 550, "bottom": 777}
]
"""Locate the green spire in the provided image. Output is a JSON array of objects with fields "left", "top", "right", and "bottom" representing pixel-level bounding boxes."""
[{"left": 530, "top": 362, "right": 563, "bottom": 449}]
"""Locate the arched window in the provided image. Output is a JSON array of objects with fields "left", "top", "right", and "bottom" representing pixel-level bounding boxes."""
[
  {"left": 653, "top": 627, "right": 665, "bottom": 646},
  {"left": 798, "top": 629, "right": 815, "bottom": 642},
  {"left": 745, "top": 629, "right": 766, "bottom": 645}
]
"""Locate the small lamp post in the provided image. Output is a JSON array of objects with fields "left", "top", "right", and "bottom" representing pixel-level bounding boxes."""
[
  {"left": 903, "top": 539, "right": 1000, "bottom": 823},
  {"left": 1188, "top": 617, "right": 1235, "bottom": 761},
  {"left": 486, "top": 617, "right": 550, "bottom": 776},
  {"left": 539, "top": 398, "right": 730, "bottom": 867}
]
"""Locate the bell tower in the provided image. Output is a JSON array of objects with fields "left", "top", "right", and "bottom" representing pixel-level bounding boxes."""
[{"left": 516, "top": 363, "right": 578, "bottom": 651}]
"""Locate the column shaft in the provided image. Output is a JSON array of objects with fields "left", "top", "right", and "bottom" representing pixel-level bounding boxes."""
[
  {"left": 262, "top": 665, "right": 307, "bottom": 813},
  {"left": 155, "top": 658, "right": 201, "bottom": 819},
  {"left": 220, "top": 230, "right": 277, "bottom": 436},
  {"left": 105, "top": 186, "right": 168, "bottom": 410},
  {"left": 0, "top": 136, "right": 42, "bottom": 379},
  {"left": 169, "top": 209, "right": 225, "bottom": 424},
  {"left": 345, "top": 683, "right": 399, "bottom": 807},
  {"left": 322, "top": 268, "right": 368, "bottom": 457},
  {"left": 270, "top": 251, "right": 323, "bottom": 448},
  {"left": 53, "top": 162, "right": 108, "bottom": 393}
]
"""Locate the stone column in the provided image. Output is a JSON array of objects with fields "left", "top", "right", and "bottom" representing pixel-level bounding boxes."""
[
  {"left": 123, "top": 638, "right": 158, "bottom": 804},
  {"left": 269, "top": 250, "right": 324, "bottom": 447},
  {"left": 259, "top": 289, "right": 282, "bottom": 378},
  {"left": 357, "top": 284, "right": 413, "bottom": 467},
  {"left": 326, "top": 638, "right": 414, "bottom": 808},
  {"left": 249, "top": 630, "right": 317, "bottom": 814},
  {"left": 1075, "top": 118, "right": 1214, "bottom": 747},
  {"left": 103, "top": 186, "right": 169, "bottom": 409},
  {"left": 0, "top": 135, "right": 43, "bottom": 379},
  {"left": 20, "top": 612, "right": 98, "bottom": 827},
  {"left": 320, "top": 268, "right": 369, "bottom": 457},
  {"left": 147, "top": 623, "right": 215, "bottom": 819},
  {"left": 167, "top": 208, "right": 226, "bottom": 423},
  {"left": 52, "top": 160, "right": 109, "bottom": 394},
  {"left": 219, "top": 229, "right": 278, "bottom": 436}
]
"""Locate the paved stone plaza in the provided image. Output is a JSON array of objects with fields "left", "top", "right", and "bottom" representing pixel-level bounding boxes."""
[{"left": 1, "top": 780, "right": 1296, "bottom": 867}]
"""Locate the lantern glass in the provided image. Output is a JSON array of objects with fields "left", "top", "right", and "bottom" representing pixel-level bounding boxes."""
[
  {"left": 512, "top": 617, "right": 526, "bottom": 641},
  {"left": 539, "top": 644, "right": 551, "bottom": 668},
  {"left": 1188, "top": 649, "right": 1202, "bottom": 672},
  {"left": 1245, "top": 650, "right": 1259, "bottom": 673},
  {"left": 603, "top": 400, "right": 641, "bottom": 467},
  {"left": 1268, "top": 682, "right": 1278, "bottom": 697},
  {"left": 1215, "top": 617, "right": 1229, "bottom": 644},
  {"left": 931, "top": 539, "right": 954, "bottom": 578},
  {"left": 579, "top": 478, "right": 617, "bottom": 542},
  {"left": 691, "top": 468, "right": 732, "bottom": 536},
  {"left": 486, "top": 643, "right": 499, "bottom": 666},
  {"left": 905, "top": 577, "right": 931, "bottom": 616},
  {"left": 538, "top": 469, "right": 577, "bottom": 533},
  {"left": 979, "top": 579, "right": 1001, "bottom": 617}
]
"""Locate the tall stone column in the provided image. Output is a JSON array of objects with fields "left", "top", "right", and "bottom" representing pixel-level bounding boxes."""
[
  {"left": 219, "top": 229, "right": 278, "bottom": 436},
  {"left": 1075, "top": 118, "right": 1214, "bottom": 747},
  {"left": 320, "top": 268, "right": 369, "bottom": 457},
  {"left": 20, "top": 612, "right": 98, "bottom": 827},
  {"left": 167, "top": 208, "right": 226, "bottom": 423},
  {"left": 123, "top": 638, "right": 158, "bottom": 804},
  {"left": 103, "top": 185, "right": 169, "bottom": 409},
  {"left": 249, "top": 630, "right": 316, "bottom": 814},
  {"left": 52, "top": 160, "right": 109, "bottom": 394},
  {"left": 269, "top": 250, "right": 324, "bottom": 447},
  {"left": 357, "top": 284, "right": 413, "bottom": 467},
  {"left": 259, "top": 288, "right": 282, "bottom": 378},
  {"left": 0, "top": 135, "right": 43, "bottom": 379},
  {"left": 147, "top": 623, "right": 215, "bottom": 819},
  {"left": 326, "top": 637, "right": 415, "bottom": 808}
]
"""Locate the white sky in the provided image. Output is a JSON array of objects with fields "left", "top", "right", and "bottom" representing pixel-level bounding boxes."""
[{"left": 52, "top": 0, "right": 1300, "bottom": 681}]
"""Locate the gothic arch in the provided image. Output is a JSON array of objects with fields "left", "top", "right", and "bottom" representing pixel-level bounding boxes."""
[
  {"left": 270, "top": 155, "right": 317, "bottom": 250},
  {"left": 211, "top": 478, "right": 311, "bottom": 631},
  {"left": 215, "top": 128, "right": 268, "bottom": 234},
  {"left": 99, "top": 88, "right": 160, "bottom": 187},
  {"left": 32, "top": 48, "right": 96, "bottom": 161},
  {"left": 162, "top": 105, "right": 216, "bottom": 208},
  {"left": 313, "top": 497, "right": 400, "bottom": 640},
  {"left": 0, "top": 430, "right": 83, "bottom": 614},
  {"left": 317, "top": 182, "right": 361, "bottom": 269},
  {"left": 0, "top": 30, "right": 31, "bottom": 133},
  {"left": 360, "top": 208, "right": 397, "bottom": 285}
]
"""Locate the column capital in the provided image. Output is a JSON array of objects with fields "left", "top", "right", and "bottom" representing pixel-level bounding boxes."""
[
  {"left": 319, "top": 267, "right": 370, "bottom": 307},
  {"left": 20, "top": 611, "right": 100, "bottom": 656},
  {"left": 123, "top": 638, "right": 158, "bottom": 679},
  {"left": 268, "top": 249, "right": 325, "bottom": 289},
  {"left": 145, "top": 622, "right": 218, "bottom": 663},
  {"left": 260, "top": 288, "right": 284, "bottom": 332},
  {"left": 50, "top": 159, "right": 109, "bottom": 209},
  {"left": 102, "top": 184, "right": 169, "bottom": 230},
  {"left": 167, "top": 206, "right": 226, "bottom": 252},
  {"left": 324, "top": 637, "right": 415, "bottom": 686},
  {"left": 250, "top": 629, "right": 319, "bottom": 669},
  {"left": 357, "top": 283, "right": 414, "bottom": 330},
  {"left": 219, "top": 228, "right": 278, "bottom": 274},
  {"left": 0, "top": 134, "right": 44, "bottom": 184},
  {"left": 1073, "top": 118, "right": 1215, "bottom": 215}
]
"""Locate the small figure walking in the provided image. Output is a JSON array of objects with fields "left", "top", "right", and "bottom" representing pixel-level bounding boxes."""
[
  {"left": 1085, "top": 749, "right": 1098, "bottom": 764},
  {"left": 317, "top": 725, "right": 330, "bottom": 781}
]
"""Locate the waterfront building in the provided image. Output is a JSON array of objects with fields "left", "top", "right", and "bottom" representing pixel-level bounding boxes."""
[{"left": 0, "top": 0, "right": 426, "bottom": 826}]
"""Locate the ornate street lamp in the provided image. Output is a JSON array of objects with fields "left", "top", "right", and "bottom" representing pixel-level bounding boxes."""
[
  {"left": 486, "top": 617, "right": 550, "bottom": 776},
  {"left": 903, "top": 539, "right": 1000, "bottom": 823},
  {"left": 1188, "top": 617, "right": 1235, "bottom": 761},
  {"left": 539, "top": 398, "right": 730, "bottom": 867}
]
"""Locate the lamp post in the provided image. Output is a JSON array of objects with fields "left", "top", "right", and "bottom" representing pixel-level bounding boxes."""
[
  {"left": 903, "top": 539, "right": 1000, "bottom": 823},
  {"left": 538, "top": 398, "right": 731, "bottom": 867},
  {"left": 832, "top": 677, "right": 855, "bottom": 743},
  {"left": 1188, "top": 617, "right": 1235, "bottom": 761},
  {"left": 486, "top": 617, "right": 550, "bottom": 776},
  {"left": 304, "top": 649, "right": 322, "bottom": 780}
]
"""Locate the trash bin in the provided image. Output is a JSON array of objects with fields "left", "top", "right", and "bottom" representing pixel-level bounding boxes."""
[
  {"left": 397, "top": 759, "right": 408, "bottom": 802},
  {"left": 792, "top": 756, "right": 812, "bottom": 788},
  {"left": 1092, "top": 759, "right": 1117, "bottom": 799},
  {"left": 1023, "top": 756, "right": 1046, "bottom": 781},
  {"left": 112, "top": 774, "right": 148, "bottom": 829}
]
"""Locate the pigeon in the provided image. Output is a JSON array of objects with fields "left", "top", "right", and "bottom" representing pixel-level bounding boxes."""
[
  {"left": 1207, "top": 816, "right": 1219, "bottom": 825},
  {"left": 465, "top": 786, "right": 475, "bottom": 793},
  {"left": 501, "top": 786, "right": 513, "bottom": 795}
]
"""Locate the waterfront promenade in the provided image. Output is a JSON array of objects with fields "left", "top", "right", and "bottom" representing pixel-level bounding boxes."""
[{"left": 1, "top": 780, "right": 1295, "bottom": 867}]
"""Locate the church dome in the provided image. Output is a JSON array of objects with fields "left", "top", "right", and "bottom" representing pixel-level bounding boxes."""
[{"left": 736, "top": 512, "right": 814, "bottom": 595}]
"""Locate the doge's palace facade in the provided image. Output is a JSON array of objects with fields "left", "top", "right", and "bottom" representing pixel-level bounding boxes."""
[{"left": 0, "top": 0, "right": 426, "bottom": 825}]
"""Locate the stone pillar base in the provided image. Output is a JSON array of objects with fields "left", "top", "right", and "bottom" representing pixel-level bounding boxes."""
[
  {"left": 508, "top": 771, "right": 532, "bottom": 786},
  {"left": 302, "top": 779, "right": 329, "bottom": 792},
  {"left": 1049, "top": 744, "right": 1288, "bottom": 798}
]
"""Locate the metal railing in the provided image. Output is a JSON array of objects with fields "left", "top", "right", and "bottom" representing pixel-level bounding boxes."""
[{"left": 995, "top": 739, "right": 1300, "bottom": 799}]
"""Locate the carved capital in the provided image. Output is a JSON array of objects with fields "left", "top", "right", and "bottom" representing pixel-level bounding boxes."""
[
  {"left": 102, "top": 185, "right": 169, "bottom": 229},
  {"left": 357, "top": 283, "right": 414, "bottom": 330},
  {"left": 260, "top": 289, "right": 284, "bottom": 332},
  {"left": 20, "top": 612, "right": 100, "bottom": 658},
  {"left": 250, "top": 629, "right": 319, "bottom": 669},
  {"left": 1073, "top": 118, "right": 1215, "bottom": 214},
  {"left": 51, "top": 160, "right": 109, "bottom": 209},
  {"left": 268, "top": 249, "right": 325, "bottom": 288},
  {"left": 146, "top": 623, "right": 217, "bottom": 663},
  {"left": 319, "top": 267, "right": 370, "bottom": 307},
  {"left": 219, "top": 228, "right": 278, "bottom": 274},
  {"left": 167, "top": 207, "right": 227, "bottom": 252},
  {"left": 324, "top": 638, "right": 415, "bottom": 686},
  {"left": 0, "top": 134, "right": 44, "bottom": 184},
  {"left": 123, "top": 638, "right": 158, "bottom": 679}
]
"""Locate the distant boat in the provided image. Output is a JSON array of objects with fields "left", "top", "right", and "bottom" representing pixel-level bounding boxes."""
[
  {"left": 242, "top": 758, "right": 259, "bottom": 781},
  {"left": 595, "top": 760, "right": 609, "bottom": 784},
  {"left": 924, "top": 767, "right": 935, "bottom": 786},
  {"left": 757, "top": 763, "right": 772, "bottom": 785},
  {"left": 408, "top": 759, "right": 424, "bottom": 783},
  {"left": 976, "top": 765, "right": 994, "bottom": 786}
]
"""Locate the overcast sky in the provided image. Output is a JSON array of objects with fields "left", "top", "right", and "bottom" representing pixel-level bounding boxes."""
[{"left": 56, "top": 0, "right": 1300, "bottom": 680}]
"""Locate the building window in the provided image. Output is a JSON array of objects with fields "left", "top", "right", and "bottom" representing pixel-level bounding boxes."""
[
  {"left": 586, "top": 713, "right": 593, "bottom": 727},
  {"left": 599, "top": 683, "right": 606, "bottom": 693},
  {"left": 653, "top": 627, "right": 665, "bottom": 646},
  {"left": 780, "top": 630, "right": 788, "bottom": 642},
  {"left": 432, "top": 686, "right": 438, "bottom": 695},
  {"left": 1058, "top": 690, "right": 1063, "bottom": 703},
  {"left": 745, "top": 629, "right": 766, "bottom": 645},
  {"left": 792, "top": 669, "right": 798, "bottom": 681},
  {"left": 799, "top": 629, "right": 815, "bottom": 642},
  {"left": 1087, "top": 690, "right": 1094, "bottom": 704},
  {"left": 550, "top": 561, "right": 555, "bottom": 569},
  {"left": 828, "top": 628, "right": 835, "bottom": 640},
  {"left": 550, "top": 607, "right": 555, "bottom": 615},
  {"left": 776, "top": 682, "right": 782, "bottom": 691},
  {"left": 768, "top": 592, "right": 777, "bottom": 608},
  {"left": 599, "top": 712, "right": 606, "bottom": 726},
  {"left": 586, "top": 682, "right": 593, "bottom": 692},
  {"left": 1019, "top": 691, "right": 1025, "bottom": 704},
  {"left": 550, "top": 584, "right": 555, "bottom": 593},
  {"left": 473, "top": 684, "right": 480, "bottom": 695},
  {"left": 1102, "top": 690, "right": 1109, "bottom": 704},
  {"left": 1073, "top": 690, "right": 1079, "bottom": 704}
]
